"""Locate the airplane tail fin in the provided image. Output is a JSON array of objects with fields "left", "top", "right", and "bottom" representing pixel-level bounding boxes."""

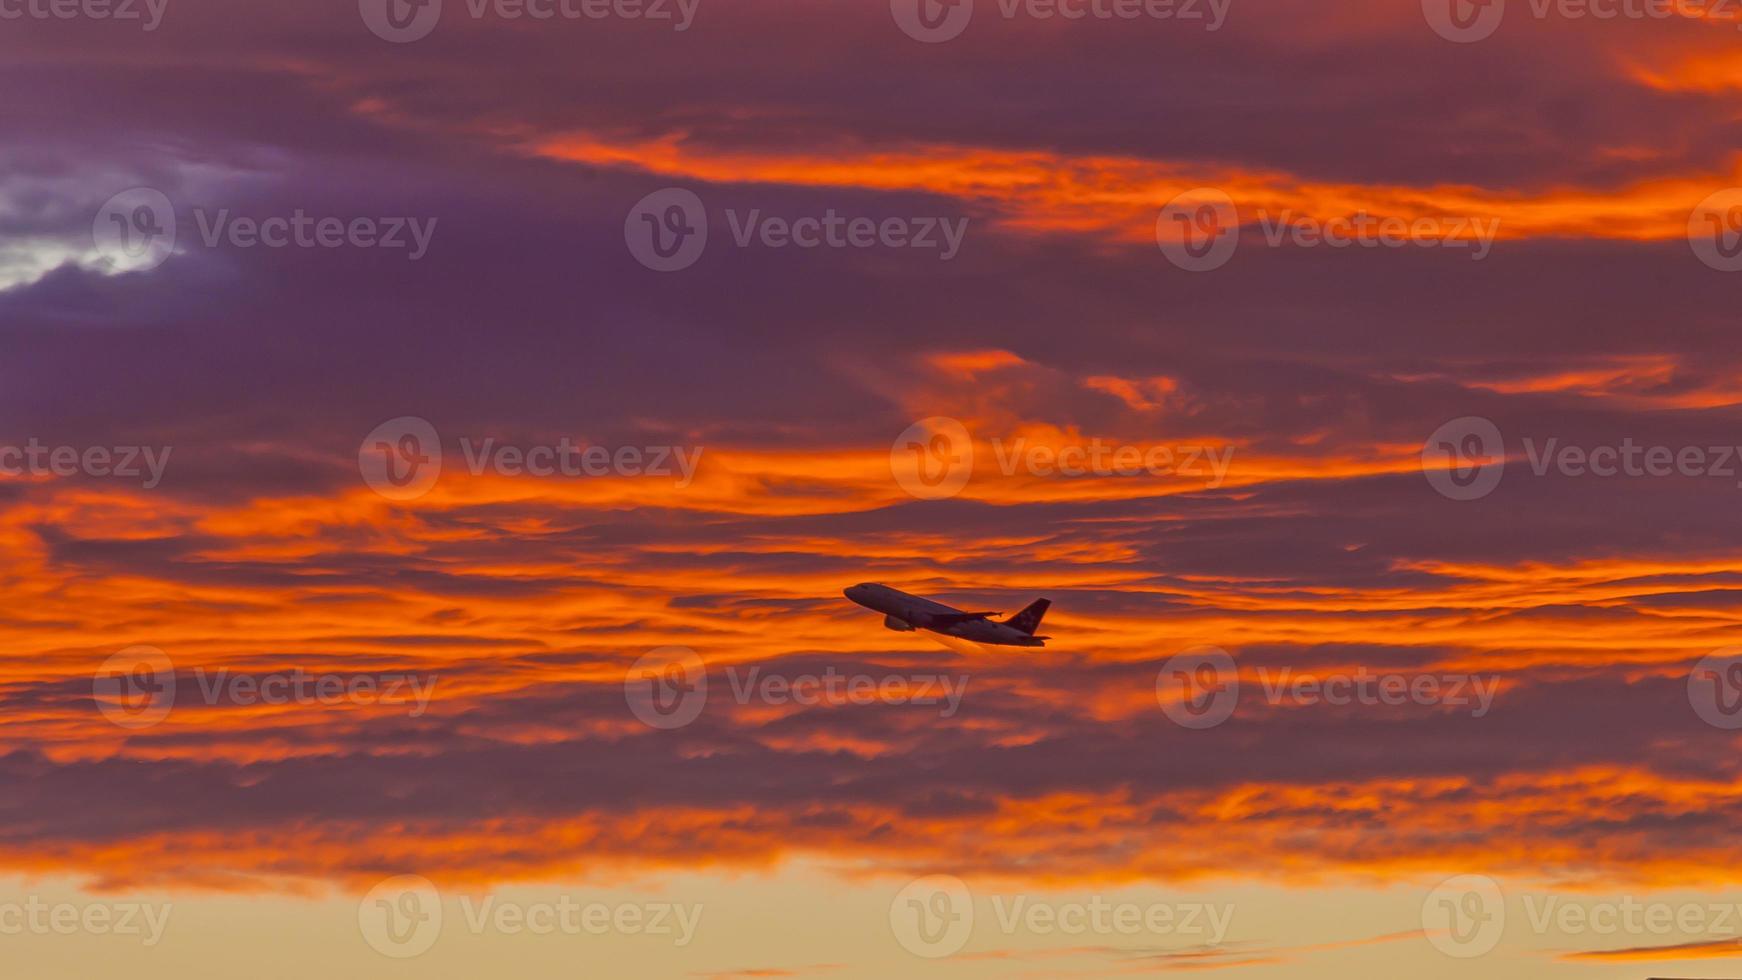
[{"left": 1004, "top": 599, "right": 1050, "bottom": 636}]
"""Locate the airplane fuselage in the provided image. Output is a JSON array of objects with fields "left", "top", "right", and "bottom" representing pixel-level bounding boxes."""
[{"left": 844, "top": 583, "right": 1047, "bottom": 647}]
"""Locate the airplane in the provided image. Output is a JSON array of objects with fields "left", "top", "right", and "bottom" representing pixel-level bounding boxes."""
[{"left": 843, "top": 583, "right": 1051, "bottom": 647}]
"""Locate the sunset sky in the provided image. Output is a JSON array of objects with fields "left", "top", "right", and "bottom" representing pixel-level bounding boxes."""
[{"left": 5, "top": 0, "right": 1742, "bottom": 976}]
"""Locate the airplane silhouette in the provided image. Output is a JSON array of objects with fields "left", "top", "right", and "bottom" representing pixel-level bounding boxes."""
[{"left": 844, "top": 583, "right": 1051, "bottom": 647}]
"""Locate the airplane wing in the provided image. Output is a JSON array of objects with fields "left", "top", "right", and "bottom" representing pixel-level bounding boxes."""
[{"left": 929, "top": 611, "right": 997, "bottom": 626}]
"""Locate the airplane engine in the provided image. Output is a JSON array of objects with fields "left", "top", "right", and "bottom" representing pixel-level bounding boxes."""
[{"left": 883, "top": 614, "right": 915, "bottom": 632}]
